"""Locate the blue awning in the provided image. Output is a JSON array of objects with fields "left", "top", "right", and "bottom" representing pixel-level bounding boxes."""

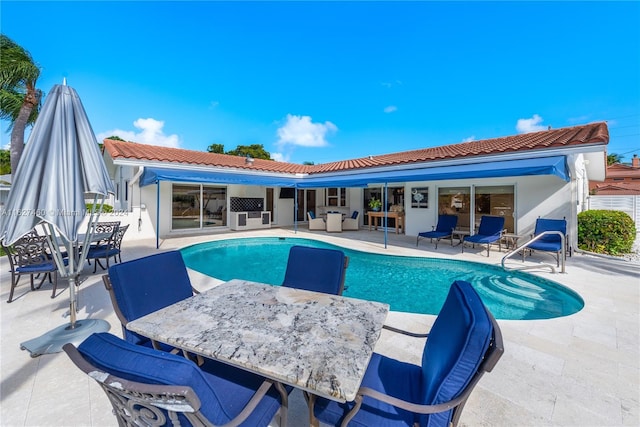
[
  {"left": 140, "top": 167, "right": 299, "bottom": 187},
  {"left": 297, "top": 156, "right": 569, "bottom": 188},
  {"left": 139, "top": 156, "right": 568, "bottom": 188}
]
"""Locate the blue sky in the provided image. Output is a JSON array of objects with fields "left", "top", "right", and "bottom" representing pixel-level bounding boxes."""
[{"left": 1, "top": 1, "right": 639, "bottom": 164}]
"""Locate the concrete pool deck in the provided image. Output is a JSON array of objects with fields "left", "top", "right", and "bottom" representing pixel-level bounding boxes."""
[{"left": 1, "top": 227, "right": 638, "bottom": 426}]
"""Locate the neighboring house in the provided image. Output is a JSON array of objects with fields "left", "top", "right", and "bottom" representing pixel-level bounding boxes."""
[
  {"left": 589, "top": 154, "right": 640, "bottom": 195},
  {"left": 0, "top": 174, "right": 11, "bottom": 209},
  {"left": 102, "top": 122, "right": 609, "bottom": 252}
]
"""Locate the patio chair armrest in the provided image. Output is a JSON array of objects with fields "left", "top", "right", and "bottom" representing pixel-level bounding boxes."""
[
  {"left": 382, "top": 324, "right": 429, "bottom": 338},
  {"left": 353, "top": 386, "right": 469, "bottom": 415},
  {"left": 221, "top": 379, "right": 287, "bottom": 427}
]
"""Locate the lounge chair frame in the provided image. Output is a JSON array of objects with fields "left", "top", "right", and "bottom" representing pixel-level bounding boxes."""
[{"left": 416, "top": 214, "right": 458, "bottom": 249}]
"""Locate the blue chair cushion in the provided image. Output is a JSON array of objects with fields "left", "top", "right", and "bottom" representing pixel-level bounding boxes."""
[
  {"left": 78, "top": 332, "right": 283, "bottom": 427},
  {"left": 282, "top": 245, "right": 345, "bottom": 294},
  {"left": 533, "top": 219, "right": 566, "bottom": 244},
  {"left": 476, "top": 216, "right": 504, "bottom": 237},
  {"left": 87, "top": 247, "right": 119, "bottom": 258},
  {"left": 418, "top": 215, "right": 457, "bottom": 240},
  {"left": 313, "top": 352, "right": 421, "bottom": 426},
  {"left": 418, "top": 230, "right": 451, "bottom": 239},
  {"left": 309, "top": 211, "right": 316, "bottom": 219},
  {"left": 351, "top": 210, "right": 359, "bottom": 219},
  {"left": 16, "top": 262, "right": 57, "bottom": 273},
  {"left": 107, "top": 251, "right": 195, "bottom": 345},
  {"left": 464, "top": 234, "right": 500, "bottom": 244},
  {"left": 528, "top": 240, "right": 562, "bottom": 252},
  {"left": 419, "top": 280, "right": 492, "bottom": 427},
  {"left": 313, "top": 280, "right": 493, "bottom": 427}
]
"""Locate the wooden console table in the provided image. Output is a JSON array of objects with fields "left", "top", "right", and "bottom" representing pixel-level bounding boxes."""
[{"left": 367, "top": 211, "right": 405, "bottom": 234}]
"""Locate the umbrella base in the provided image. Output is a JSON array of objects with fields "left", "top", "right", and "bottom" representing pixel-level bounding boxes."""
[{"left": 20, "top": 319, "right": 111, "bottom": 357}]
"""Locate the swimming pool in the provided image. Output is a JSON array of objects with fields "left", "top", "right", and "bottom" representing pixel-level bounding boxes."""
[{"left": 180, "top": 237, "right": 584, "bottom": 320}]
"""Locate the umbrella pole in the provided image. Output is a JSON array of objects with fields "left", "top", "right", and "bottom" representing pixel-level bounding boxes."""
[{"left": 19, "top": 223, "right": 110, "bottom": 357}]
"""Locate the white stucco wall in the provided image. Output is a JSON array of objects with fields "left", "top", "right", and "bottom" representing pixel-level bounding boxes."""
[{"left": 114, "top": 162, "right": 579, "bottom": 250}]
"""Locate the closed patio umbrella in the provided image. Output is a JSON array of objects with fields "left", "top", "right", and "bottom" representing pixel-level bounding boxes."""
[{"left": 0, "top": 82, "right": 115, "bottom": 356}]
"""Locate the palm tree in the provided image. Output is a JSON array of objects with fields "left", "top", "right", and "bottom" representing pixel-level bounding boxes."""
[
  {"left": 607, "top": 153, "right": 623, "bottom": 166},
  {"left": 0, "top": 34, "right": 43, "bottom": 173}
]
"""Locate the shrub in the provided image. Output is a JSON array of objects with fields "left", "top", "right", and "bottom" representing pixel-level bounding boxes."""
[
  {"left": 578, "top": 210, "right": 636, "bottom": 255},
  {"left": 85, "top": 203, "right": 113, "bottom": 213}
]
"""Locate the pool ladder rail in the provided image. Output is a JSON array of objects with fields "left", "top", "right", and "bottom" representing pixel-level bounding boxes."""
[{"left": 501, "top": 231, "right": 566, "bottom": 274}]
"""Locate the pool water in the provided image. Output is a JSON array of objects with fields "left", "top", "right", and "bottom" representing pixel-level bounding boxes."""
[{"left": 180, "top": 237, "right": 584, "bottom": 320}]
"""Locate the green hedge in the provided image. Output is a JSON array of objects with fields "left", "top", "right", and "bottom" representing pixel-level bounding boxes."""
[
  {"left": 86, "top": 203, "right": 113, "bottom": 213},
  {"left": 577, "top": 210, "right": 636, "bottom": 255}
]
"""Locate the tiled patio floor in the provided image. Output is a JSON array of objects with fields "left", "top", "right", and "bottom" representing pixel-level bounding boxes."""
[{"left": 1, "top": 227, "right": 638, "bottom": 426}]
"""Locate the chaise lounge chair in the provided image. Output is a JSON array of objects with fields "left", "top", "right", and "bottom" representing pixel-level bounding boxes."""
[
  {"left": 309, "top": 280, "right": 504, "bottom": 427},
  {"left": 64, "top": 332, "right": 290, "bottom": 427},
  {"left": 416, "top": 214, "right": 458, "bottom": 249},
  {"left": 462, "top": 215, "right": 505, "bottom": 256},
  {"left": 522, "top": 217, "right": 567, "bottom": 267},
  {"left": 282, "top": 245, "right": 349, "bottom": 295}
]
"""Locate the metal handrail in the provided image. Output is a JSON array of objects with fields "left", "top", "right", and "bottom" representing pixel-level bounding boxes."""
[{"left": 501, "top": 231, "right": 566, "bottom": 274}]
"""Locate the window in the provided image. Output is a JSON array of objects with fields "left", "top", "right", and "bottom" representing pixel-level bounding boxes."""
[
  {"left": 171, "top": 184, "right": 227, "bottom": 230},
  {"left": 438, "top": 187, "right": 471, "bottom": 230},
  {"left": 475, "top": 185, "right": 514, "bottom": 233},
  {"left": 326, "top": 187, "right": 347, "bottom": 207}
]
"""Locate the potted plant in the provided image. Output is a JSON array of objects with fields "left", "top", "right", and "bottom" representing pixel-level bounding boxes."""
[{"left": 368, "top": 197, "right": 382, "bottom": 211}]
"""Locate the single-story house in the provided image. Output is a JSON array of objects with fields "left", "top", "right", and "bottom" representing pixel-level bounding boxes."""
[{"left": 102, "top": 121, "right": 609, "bottom": 251}]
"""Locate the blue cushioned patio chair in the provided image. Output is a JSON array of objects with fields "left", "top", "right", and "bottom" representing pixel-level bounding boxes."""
[
  {"left": 416, "top": 214, "right": 458, "bottom": 249},
  {"left": 282, "top": 245, "right": 349, "bottom": 295},
  {"left": 309, "top": 280, "right": 504, "bottom": 427},
  {"left": 523, "top": 218, "right": 567, "bottom": 267},
  {"left": 2, "top": 234, "right": 61, "bottom": 303},
  {"left": 102, "top": 250, "right": 197, "bottom": 349},
  {"left": 63, "top": 332, "right": 290, "bottom": 427},
  {"left": 462, "top": 215, "right": 505, "bottom": 257},
  {"left": 86, "top": 224, "right": 129, "bottom": 273}
]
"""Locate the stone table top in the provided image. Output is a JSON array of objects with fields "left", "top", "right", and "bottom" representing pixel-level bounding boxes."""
[{"left": 127, "top": 279, "right": 389, "bottom": 402}]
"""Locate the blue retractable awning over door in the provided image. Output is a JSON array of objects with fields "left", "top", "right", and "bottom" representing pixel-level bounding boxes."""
[{"left": 139, "top": 156, "right": 568, "bottom": 188}]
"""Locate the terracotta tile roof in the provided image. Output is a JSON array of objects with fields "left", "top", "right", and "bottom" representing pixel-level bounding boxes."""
[
  {"left": 104, "top": 121, "right": 609, "bottom": 175},
  {"left": 312, "top": 122, "right": 609, "bottom": 173},
  {"left": 606, "top": 163, "right": 640, "bottom": 179},
  {"left": 103, "top": 140, "right": 311, "bottom": 174},
  {"left": 590, "top": 182, "right": 640, "bottom": 195}
]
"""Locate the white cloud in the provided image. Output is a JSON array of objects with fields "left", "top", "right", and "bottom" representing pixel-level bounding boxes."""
[
  {"left": 276, "top": 114, "right": 337, "bottom": 148},
  {"left": 462, "top": 136, "right": 475, "bottom": 142},
  {"left": 384, "top": 105, "right": 398, "bottom": 113},
  {"left": 516, "top": 114, "right": 546, "bottom": 133},
  {"left": 96, "top": 118, "right": 181, "bottom": 148},
  {"left": 271, "top": 152, "right": 288, "bottom": 162}
]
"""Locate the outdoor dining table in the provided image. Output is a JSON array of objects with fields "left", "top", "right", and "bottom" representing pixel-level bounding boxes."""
[{"left": 127, "top": 279, "right": 390, "bottom": 403}]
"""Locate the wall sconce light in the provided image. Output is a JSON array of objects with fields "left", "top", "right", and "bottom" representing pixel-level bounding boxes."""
[{"left": 245, "top": 155, "right": 254, "bottom": 166}]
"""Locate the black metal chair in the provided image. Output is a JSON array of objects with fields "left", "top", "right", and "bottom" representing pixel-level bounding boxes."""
[
  {"left": 86, "top": 224, "right": 128, "bottom": 272},
  {"left": 2, "top": 234, "right": 60, "bottom": 302}
]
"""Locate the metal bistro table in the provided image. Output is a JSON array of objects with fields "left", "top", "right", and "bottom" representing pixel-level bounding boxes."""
[{"left": 127, "top": 279, "right": 389, "bottom": 403}]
